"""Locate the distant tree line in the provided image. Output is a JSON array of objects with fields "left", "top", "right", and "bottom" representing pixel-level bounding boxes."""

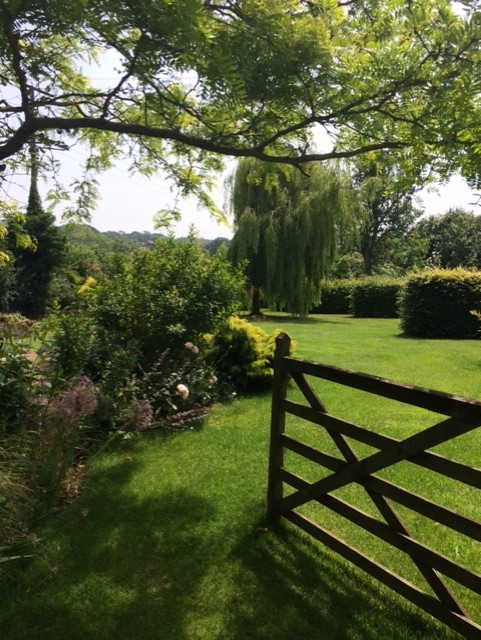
[{"left": 0, "top": 204, "right": 233, "bottom": 318}]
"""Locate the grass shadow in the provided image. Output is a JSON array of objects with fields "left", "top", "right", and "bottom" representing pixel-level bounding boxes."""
[
  {"left": 222, "top": 520, "right": 459, "bottom": 640},
  {"left": 1, "top": 457, "right": 218, "bottom": 640},
  {"left": 256, "top": 315, "right": 353, "bottom": 326}
]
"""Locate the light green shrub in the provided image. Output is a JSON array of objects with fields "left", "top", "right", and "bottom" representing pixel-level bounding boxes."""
[{"left": 206, "top": 316, "right": 287, "bottom": 391}]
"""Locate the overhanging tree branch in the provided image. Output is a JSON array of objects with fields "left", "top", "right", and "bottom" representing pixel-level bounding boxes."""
[{"left": 0, "top": 116, "right": 411, "bottom": 164}]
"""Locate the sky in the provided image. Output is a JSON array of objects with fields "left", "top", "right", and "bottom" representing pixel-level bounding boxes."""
[
  {"left": 3, "top": 142, "right": 480, "bottom": 240},
  {"left": 72, "top": 166, "right": 481, "bottom": 238},
  {"left": 3, "top": 110, "right": 478, "bottom": 239}
]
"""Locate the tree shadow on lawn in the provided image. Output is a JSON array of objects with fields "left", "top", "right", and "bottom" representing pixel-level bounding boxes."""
[
  {"left": 2, "top": 459, "right": 460, "bottom": 640},
  {"left": 2, "top": 457, "right": 218, "bottom": 640},
  {"left": 257, "top": 315, "right": 353, "bottom": 326},
  {"left": 222, "top": 521, "right": 459, "bottom": 640}
]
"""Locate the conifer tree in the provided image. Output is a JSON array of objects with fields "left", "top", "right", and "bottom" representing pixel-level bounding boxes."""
[{"left": 12, "top": 145, "right": 65, "bottom": 318}]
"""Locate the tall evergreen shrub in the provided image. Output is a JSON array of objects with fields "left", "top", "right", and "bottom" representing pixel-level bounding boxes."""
[{"left": 12, "top": 187, "right": 65, "bottom": 318}]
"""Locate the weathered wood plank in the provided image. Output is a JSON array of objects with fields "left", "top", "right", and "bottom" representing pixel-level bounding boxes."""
[
  {"left": 266, "top": 332, "right": 291, "bottom": 519},
  {"left": 284, "top": 511, "right": 481, "bottom": 640},
  {"left": 291, "top": 370, "right": 328, "bottom": 412},
  {"left": 280, "top": 415, "right": 474, "bottom": 513},
  {"left": 280, "top": 434, "right": 344, "bottom": 470},
  {"left": 285, "top": 357, "right": 481, "bottom": 424},
  {"left": 282, "top": 428, "right": 467, "bottom": 612},
  {"left": 284, "top": 400, "right": 481, "bottom": 489},
  {"left": 282, "top": 469, "right": 481, "bottom": 595},
  {"left": 281, "top": 434, "right": 481, "bottom": 541},
  {"left": 271, "top": 345, "right": 481, "bottom": 636}
]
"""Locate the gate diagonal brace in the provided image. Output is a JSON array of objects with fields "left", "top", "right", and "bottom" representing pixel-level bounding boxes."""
[
  {"left": 287, "top": 371, "right": 466, "bottom": 614},
  {"left": 280, "top": 414, "right": 475, "bottom": 514}
]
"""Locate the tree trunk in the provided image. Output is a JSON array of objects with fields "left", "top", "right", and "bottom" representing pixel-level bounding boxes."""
[
  {"left": 363, "top": 249, "right": 374, "bottom": 275},
  {"left": 251, "top": 285, "right": 261, "bottom": 316}
]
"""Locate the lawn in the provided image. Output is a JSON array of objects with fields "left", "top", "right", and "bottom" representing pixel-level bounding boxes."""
[{"left": 1, "top": 315, "right": 480, "bottom": 640}]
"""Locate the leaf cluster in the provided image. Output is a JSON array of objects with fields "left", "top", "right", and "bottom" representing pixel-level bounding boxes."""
[
  {"left": 2, "top": 0, "right": 481, "bottom": 214},
  {"left": 229, "top": 158, "right": 355, "bottom": 315}
]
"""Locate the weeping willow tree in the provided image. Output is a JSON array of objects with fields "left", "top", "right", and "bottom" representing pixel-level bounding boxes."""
[{"left": 228, "top": 158, "right": 354, "bottom": 316}]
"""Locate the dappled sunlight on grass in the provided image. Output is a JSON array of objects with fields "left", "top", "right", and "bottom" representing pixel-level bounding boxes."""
[{"left": 3, "top": 316, "right": 479, "bottom": 639}]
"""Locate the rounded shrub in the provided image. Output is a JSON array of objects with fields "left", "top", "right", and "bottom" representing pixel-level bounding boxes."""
[
  {"left": 351, "top": 277, "right": 404, "bottom": 318},
  {"left": 47, "top": 237, "right": 246, "bottom": 428},
  {"left": 399, "top": 268, "right": 481, "bottom": 338},
  {"left": 206, "top": 316, "right": 284, "bottom": 391},
  {"left": 312, "top": 280, "right": 353, "bottom": 314}
]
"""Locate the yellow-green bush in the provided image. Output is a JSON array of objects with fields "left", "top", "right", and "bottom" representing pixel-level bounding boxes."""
[
  {"left": 399, "top": 268, "right": 481, "bottom": 338},
  {"left": 206, "top": 316, "right": 287, "bottom": 391}
]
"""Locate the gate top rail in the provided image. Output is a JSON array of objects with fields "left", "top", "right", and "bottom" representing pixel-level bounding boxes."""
[{"left": 284, "top": 356, "right": 481, "bottom": 424}]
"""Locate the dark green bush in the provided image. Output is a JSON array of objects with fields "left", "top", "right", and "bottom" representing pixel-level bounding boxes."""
[
  {"left": 351, "top": 277, "right": 404, "bottom": 318},
  {"left": 399, "top": 268, "right": 481, "bottom": 338},
  {"left": 311, "top": 280, "right": 353, "bottom": 314},
  {"left": 47, "top": 237, "right": 246, "bottom": 427}
]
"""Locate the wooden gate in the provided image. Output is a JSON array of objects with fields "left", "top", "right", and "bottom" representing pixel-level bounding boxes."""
[{"left": 267, "top": 332, "right": 481, "bottom": 638}]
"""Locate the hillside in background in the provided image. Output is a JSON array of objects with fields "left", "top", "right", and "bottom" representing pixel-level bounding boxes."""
[{"left": 60, "top": 223, "right": 230, "bottom": 255}]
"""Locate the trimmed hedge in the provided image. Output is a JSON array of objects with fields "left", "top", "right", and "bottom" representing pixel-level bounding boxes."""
[
  {"left": 399, "top": 268, "right": 481, "bottom": 338},
  {"left": 351, "top": 278, "right": 404, "bottom": 318},
  {"left": 311, "top": 280, "right": 353, "bottom": 314}
]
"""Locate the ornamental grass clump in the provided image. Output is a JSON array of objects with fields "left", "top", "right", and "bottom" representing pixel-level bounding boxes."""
[
  {"left": 0, "top": 441, "right": 32, "bottom": 546},
  {"left": 31, "top": 376, "right": 98, "bottom": 510}
]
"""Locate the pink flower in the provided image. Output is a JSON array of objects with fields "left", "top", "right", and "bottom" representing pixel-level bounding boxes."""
[
  {"left": 123, "top": 398, "right": 153, "bottom": 431},
  {"left": 191, "top": 345, "right": 199, "bottom": 354},
  {"left": 176, "top": 383, "right": 189, "bottom": 400},
  {"left": 47, "top": 376, "right": 97, "bottom": 422},
  {"left": 184, "top": 342, "right": 194, "bottom": 350}
]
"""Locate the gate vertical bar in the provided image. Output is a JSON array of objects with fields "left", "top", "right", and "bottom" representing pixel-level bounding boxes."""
[{"left": 267, "top": 332, "right": 291, "bottom": 519}]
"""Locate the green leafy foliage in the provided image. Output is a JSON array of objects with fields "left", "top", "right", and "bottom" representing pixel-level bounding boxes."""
[
  {"left": 351, "top": 277, "right": 404, "bottom": 319},
  {"left": 0, "top": 317, "right": 99, "bottom": 540},
  {"left": 412, "top": 209, "right": 481, "bottom": 270},
  {"left": 91, "top": 237, "right": 245, "bottom": 372},
  {"left": 206, "top": 316, "right": 286, "bottom": 391},
  {"left": 328, "top": 252, "right": 365, "bottom": 280},
  {"left": 47, "top": 237, "right": 245, "bottom": 427},
  {"left": 2, "top": 0, "right": 481, "bottom": 208},
  {"left": 399, "top": 268, "right": 481, "bottom": 338},
  {"left": 347, "top": 150, "right": 424, "bottom": 275},
  {"left": 229, "top": 158, "right": 354, "bottom": 316},
  {"left": 0, "top": 319, "right": 43, "bottom": 435}
]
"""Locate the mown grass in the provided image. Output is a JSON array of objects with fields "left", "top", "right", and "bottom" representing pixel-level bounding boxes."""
[{"left": 1, "top": 314, "right": 480, "bottom": 640}]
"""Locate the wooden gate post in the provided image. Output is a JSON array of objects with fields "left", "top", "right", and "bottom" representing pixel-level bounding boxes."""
[{"left": 267, "top": 332, "right": 291, "bottom": 519}]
